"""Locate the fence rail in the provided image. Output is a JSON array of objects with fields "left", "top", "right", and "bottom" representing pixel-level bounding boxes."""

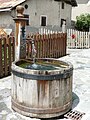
[
  {"left": 67, "top": 29, "right": 90, "bottom": 48},
  {"left": 0, "top": 36, "right": 15, "bottom": 78},
  {"left": 26, "top": 33, "right": 67, "bottom": 58}
]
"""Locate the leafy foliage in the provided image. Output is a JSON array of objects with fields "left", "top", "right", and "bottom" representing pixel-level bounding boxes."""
[{"left": 75, "top": 14, "right": 90, "bottom": 31}]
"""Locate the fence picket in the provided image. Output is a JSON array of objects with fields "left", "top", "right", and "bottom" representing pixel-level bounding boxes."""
[
  {"left": 0, "top": 39, "right": 3, "bottom": 77},
  {"left": 9, "top": 36, "right": 15, "bottom": 61},
  {"left": 86, "top": 32, "right": 89, "bottom": 48},
  {"left": 8, "top": 37, "right": 11, "bottom": 74},
  {"left": 3, "top": 38, "right": 8, "bottom": 76},
  {"left": 0, "top": 36, "right": 15, "bottom": 78},
  {"left": 79, "top": 31, "right": 81, "bottom": 48},
  {"left": 67, "top": 29, "right": 90, "bottom": 48}
]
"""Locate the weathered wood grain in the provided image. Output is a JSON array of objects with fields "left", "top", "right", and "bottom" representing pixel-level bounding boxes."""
[{"left": 11, "top": 59, "right": 73, "bottom": 118}]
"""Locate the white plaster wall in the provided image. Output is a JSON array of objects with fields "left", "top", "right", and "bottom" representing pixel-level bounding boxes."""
[
  {"left": 60, "top": 3, "right": 72, "bottom": 28},
  {"left": 0, "top": 12, "right": 14, "bottom": 28},
  {"left": 23, "top": 0, "right": 59, "bottom": 27},
  {"left": 0, "top": 0, "right": 72, "bottom": 29},
  {"left": 22, "top": 0, "right": 72, "bottom": 28}
]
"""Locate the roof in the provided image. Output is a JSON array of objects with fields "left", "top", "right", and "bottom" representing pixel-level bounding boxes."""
[
  {"left": 55, "top": 0, "right": 77, "bottom": 6},
  {"left": 0, "top": 0, "right": 26, "bottom": 11},
  {"left": 0, "top": 0, "right": 77, "bottom": 12},
  {"left": 70, "top": 0, "right": 77, "bottom": 6},
  {"left": 76, "top": 0, "right": 89, "bottom": 4}
]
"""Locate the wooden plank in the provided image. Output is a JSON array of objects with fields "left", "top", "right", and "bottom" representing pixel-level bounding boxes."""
[
  {"left": 87, "top": 32, "right": 90, "bottom": 48},
  {"left": 53, "top": 33, "right": 56, "bottom": 58},
  {"left": 46, "top": 34, "right": 48, "bottom": 57},
  {"left": 49, "top": 34, "right": 51, "bottom": 57},
  {"left": 37, "top": 35, "right": 40, "bottom": 58},
  {"left": 42, "top": 35, "right": 44, "bottom": 58},
  {"left": 51, "top": 34, "right": 53, "bottom": 58},
  {"left": 26, "top": 40, "right": 29, "bottom": 58},
  {"left": 59, "top": 33, "right": 61, "bottom": 57},
  {"left": 40, "top": 34, "right": 43, "bottom": 58},
  {"left": 52, "top": 34, "right": 55, "bottom": 58},
  {"left": 8, "top": 37, "right": 11, "bottom": 74},
  {"left": 62, "top": 34, "right": 64, "bottom": 56},
  {"left": 48, "top": 34, "right": 50, "bottom": 57},
  {"left": 57, "top": 33, "right": 59, "bottom": 57},
  {"left": 0, "top": 38, "right": 3, "bottom": 77},
  {"left": 39, "top": 34, "right": 42, "bottom": 58},
  {"left": 12, "top": 37, "right": 15, "bottom": 62},
  {"left": 79, "top": 31, "right": 82, "bottom": 48},
  {"left": 3, "top": 37, "right": 8, "bottom": 76},
  {"left": 56, "top": 33, "right": 59, "bottom": 57},
  {"left": 42, "top": 34, "right": 44, "bottom": 58},
  {"left": 43, "top": 34, "right": 46, "bottom": 58},
  {"left": 61, "top": 33, "right": 63, "bottom": 56}
]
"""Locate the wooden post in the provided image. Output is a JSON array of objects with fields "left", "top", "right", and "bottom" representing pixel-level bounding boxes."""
[{"left": 13, "top": 5, "right": 28, "bottom": 61}]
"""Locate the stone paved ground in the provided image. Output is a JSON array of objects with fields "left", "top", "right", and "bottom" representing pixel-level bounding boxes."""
[{"left": 0, "top": 49, "right": 90, "bottom": 120}]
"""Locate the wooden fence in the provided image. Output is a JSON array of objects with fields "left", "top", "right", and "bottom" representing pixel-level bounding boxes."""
[
  {"left": 0, "top": 36, "right": 15, "bottom": 78},
  {"left": 67, "top": 29, "right": 90, "bottom": 48},
  {"left": 0, "top": 32, "right": 66, "bottom": 78},
  {"left": 26, "top": 33, "right": 67, "bottom": 58}
]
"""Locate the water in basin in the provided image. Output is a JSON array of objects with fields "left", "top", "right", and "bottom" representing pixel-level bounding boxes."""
[
  {"left": 19, "top": 60, "right": 66, "bottom": 70},
  {"left": 26, "top": 63, "right": 61, "bottom": 70}
]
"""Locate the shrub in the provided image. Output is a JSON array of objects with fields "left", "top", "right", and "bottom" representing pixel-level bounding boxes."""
[{"left": 75, "top": 13, "right": 90, "bottom": 31}]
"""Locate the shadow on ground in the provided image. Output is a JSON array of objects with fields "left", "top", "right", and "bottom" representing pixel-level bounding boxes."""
[
  {"left": 41, "top": 92, "right": 79, "bottom": 120},
  {"left": 72, "top": 92, "right": 79, "bottom": 109}
]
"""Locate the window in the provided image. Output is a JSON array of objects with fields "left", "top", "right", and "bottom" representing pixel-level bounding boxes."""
[
  {"left": 40, "top": 16, "right": 47, "bottom": 26},
  {"left": 25, "top": 4, "right": 28, "bottom": 9},
  {"left": 61, "top": 19, "right": 66, "bottom": 27},
  {"left": 62, "top": 2, "right": 64, "bottom": 9}
]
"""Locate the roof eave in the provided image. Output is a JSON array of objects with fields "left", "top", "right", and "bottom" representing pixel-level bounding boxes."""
[
  {"left": 54, "top": 0, "right": 77, "bottom": 6},
  {"left": 0, "top": 0, "right": 26, "bottom": 12},
  {"left": 64, "top": 0, "right": 77, "bottom": 6},
  {"left": 71, "top": 0, "right": 77, "bottom": 7},
  {"left": 0, "top": 7, "right": 12, "bottom": 12}
]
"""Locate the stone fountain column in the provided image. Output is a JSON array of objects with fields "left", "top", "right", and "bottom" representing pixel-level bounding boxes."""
[{"left": 13, "top": 5, "right": 28, "bottom": 61}]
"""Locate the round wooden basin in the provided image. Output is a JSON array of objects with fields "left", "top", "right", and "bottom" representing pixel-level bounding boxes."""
[{"left": 11, "top": 58, "right": 73, "bottom": 118}]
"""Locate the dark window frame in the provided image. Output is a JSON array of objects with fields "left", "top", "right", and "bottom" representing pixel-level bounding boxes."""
[
  {"left": 62, "top": 2, "right": 64, "bottom": 9},
  {"left": 61, "top": 19, "right": 66, "bottom": 27},
  {"left": 41, "top": 16, "right": 47, "bottom": 26}
]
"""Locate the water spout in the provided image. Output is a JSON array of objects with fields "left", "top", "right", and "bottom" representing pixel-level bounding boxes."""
[{"left": 31, "top": 38, "right": 37, "bottom": 64}]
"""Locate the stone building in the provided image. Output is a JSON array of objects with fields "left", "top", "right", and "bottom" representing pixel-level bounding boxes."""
[{"left": 0, "top": 0, "right": 77, "bottom": 31}]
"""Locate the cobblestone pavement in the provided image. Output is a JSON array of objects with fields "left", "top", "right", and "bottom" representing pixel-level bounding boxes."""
[{"left": 0, "top": 49, "right": 90, "bottom": 120}]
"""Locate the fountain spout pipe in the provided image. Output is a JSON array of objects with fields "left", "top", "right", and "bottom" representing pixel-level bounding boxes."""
[{"left": 31, "top": 38, "right": 37, "bottom": 64}]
